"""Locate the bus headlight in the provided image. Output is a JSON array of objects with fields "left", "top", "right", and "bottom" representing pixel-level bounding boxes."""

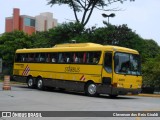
[
  {"left": 138, "top": 84, "right": 141, "bottom": 88},
  {"left": 117, "top": 83, "right": 123, "bottom": 87}
]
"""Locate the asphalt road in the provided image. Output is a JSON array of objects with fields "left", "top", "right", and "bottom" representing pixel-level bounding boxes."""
[{"left": 0, "top": 82, "right": 160, "bottom": 120}]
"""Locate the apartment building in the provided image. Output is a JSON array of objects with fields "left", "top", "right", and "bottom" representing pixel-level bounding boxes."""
[{"left": 5, "top": 8, "right": 57, "bottom": 35}]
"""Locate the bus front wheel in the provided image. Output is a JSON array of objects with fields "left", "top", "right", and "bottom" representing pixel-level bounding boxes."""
[
  {"left": 37, "top": 78, "right": 44, "bottom": 90},
  {"left": 85, "top": 82, "right": 98, "bottom": 97}
]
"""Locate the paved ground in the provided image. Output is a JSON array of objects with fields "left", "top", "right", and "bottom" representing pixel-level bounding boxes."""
[{"left": 0, "top": 82, "right": 160, "bottom": 120}]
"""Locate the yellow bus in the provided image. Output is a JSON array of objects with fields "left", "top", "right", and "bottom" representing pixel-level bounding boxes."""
[{"left": 13, "top": 43, "right": 142, "bottom": 97}]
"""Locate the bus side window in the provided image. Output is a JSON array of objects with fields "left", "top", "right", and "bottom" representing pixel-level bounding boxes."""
[
  {"left": 73, "top": 53, "right": 78, "bottom": 63},
  {"left": 46, "top": 53, "right": 51, "bottom": 62},
  {"left": 86, "top": 52, "right": 100, "bottom": 64},
  {"left": 58, "top": 53, "right": 64, "bottom": 63},
  {"left": 93, "top": 58, "right": 97, "bottom": 63},
  {"left": 65, "top": 52, "right": 71, "bottom": 63},
  {"left": 15, "top": 54, "right": 21, "bottom": 62},
  {"left": 72, "top": 52, "right": 86, "bottom": 64},
  {"left": 39, "top": 53, "right": 46, "bottom": 62},
  {"left": 15, "top": 54, "right": 27, "bottom": 62},
  {"left": 69, "top": 53, "right": 74, "bottom": 63},
  {"left": 86, "top": 52, "right": 90, "bottom": 63},
  {"left": 21, "top": 54, "right": 26, "bottom": 62},
  {"left": 51, "top": 53, "right": 57, "bottom": 63},
  {"left": 78, "top": 52, "right": 84, "bottom": 63},
  {"left": 28, "top": 54, "right": 35, "bottom": 62},
  {"left": 34, "top": 53, "right": 45, "bottom": 62},
  {"left": 21, "top": 54, "right": 27, "bottom": 62},
  {"left": 95, "top": 52, "right": 101, "bottom": 63},
  {"left": 35, "top": 53, "right": 39, "bottom": 62},
  {"left": 83, "top": 52, "right": 86, "bottom": 63}
]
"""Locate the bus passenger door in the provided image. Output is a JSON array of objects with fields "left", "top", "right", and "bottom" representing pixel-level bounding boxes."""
[{"left": 101, "top": 52, "right": 113, "bottom": 93}]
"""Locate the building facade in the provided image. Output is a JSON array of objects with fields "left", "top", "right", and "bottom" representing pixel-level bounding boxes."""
[
  {"left": 5, "top": 8, "right": 57, "bottom": 35},
  {"left": 35, "top": 12, "right": 57, "bottom": 32}
]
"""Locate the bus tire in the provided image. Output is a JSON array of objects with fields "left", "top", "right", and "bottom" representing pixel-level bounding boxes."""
[
  {"left": 37, "top": 78, "right": 44, "bottom": 90},
  {"left": 27, "top": 77, "right": 34, "bottom": 88},
  {"left": 85, "top": 82, "right": 98, "bottom": 97}
]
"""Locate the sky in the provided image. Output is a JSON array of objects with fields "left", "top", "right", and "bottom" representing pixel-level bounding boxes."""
[{"left": 0, "top": 0, "right": 160, "bottom": 45}]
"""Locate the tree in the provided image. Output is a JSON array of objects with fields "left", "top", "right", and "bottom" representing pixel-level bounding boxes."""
[
  {"left": 142, "top": 55, "right": 160, "bottom": 90},
  {"left": 0, "top": 31, "right": 32, "bottom": 75},
  {"left": 80, "top": 24, "right": 143, "bottom": 48},
  {"left": 29, "top": 31, "right": 51, "bottom": 48},
  {"left": 47, "top": 0, "right": 135, "bottom": 27},
  {"left": 140, "top": 39, "right": 160, "bottom": 62},
  {"left": 48, "top": 22, "right": 84, "bottom": 45}
]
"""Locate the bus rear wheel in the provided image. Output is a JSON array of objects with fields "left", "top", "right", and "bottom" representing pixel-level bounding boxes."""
[
  {"left": 85, "top": 82, "right": 98, "bottom": 97},
  {"left": 37, "top": 78, "right": 44, "bottom": 90},
  {"left": 27, "top": 77, "right": 34, "bottom": 88}
]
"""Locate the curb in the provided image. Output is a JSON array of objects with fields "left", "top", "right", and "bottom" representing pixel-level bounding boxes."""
[
  {"left": 127, "top": 93, "right": 160, "bottom": 98},
  {"left": 138, "top": 94, "right": 160, "bottom": 97}
]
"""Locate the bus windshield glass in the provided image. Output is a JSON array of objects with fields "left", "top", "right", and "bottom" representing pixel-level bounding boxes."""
[{"left": 114, "top": 52, "right": 141, "bottom": 75}]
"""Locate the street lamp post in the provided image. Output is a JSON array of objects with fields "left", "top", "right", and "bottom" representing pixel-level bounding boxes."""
[{"left": 102, "top": 13, "right": 115, "bottom": 24}]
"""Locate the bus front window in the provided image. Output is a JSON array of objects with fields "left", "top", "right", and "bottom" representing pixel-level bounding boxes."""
[
  {"left": 114, "top": 53, "right": 141, "bottom": 75},
  {"left": 130, "top": 54, "right": 141, "bottom": 75}
]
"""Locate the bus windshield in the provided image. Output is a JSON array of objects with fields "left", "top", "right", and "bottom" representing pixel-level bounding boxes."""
[{"left": 114, "top": 52, "right": 141, "bottom": 75}]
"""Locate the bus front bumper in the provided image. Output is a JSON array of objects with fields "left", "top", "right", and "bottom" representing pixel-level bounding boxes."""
[
  {"left": 111, "top": 87, "right": 141, "bottom": 95},
  {"left": 97, "top": 85, "right": 141, "bottom": 95}
]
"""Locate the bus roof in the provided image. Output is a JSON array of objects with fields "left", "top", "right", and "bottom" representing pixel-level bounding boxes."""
[
  {"left": 16, "top": 43, "right": 139, "bottom": 54},
  {"left": 54, "top": 43, "right": 103, "bottom": 47}
]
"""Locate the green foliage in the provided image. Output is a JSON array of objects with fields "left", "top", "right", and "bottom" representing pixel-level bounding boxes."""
[
  {"left": 73, "top": 24, "right": 147, "bottom": 54},
  {"left": 88, "top": 24, "right": 140, "bottom": 46},
  {"left": 48, "top": 22, "right": 84, "bottom": 45},
  {"left": 142, "top": 55, "right": 160, "bottom": 87},
  {"left": 29, "top": 31, "right": 50, "bottom": 48},
  {"left": 140, "top": 39, "right": 160, "bottom": 62},
  {"left": 0, "top": 31, "right": 32, "bottom": 74}
]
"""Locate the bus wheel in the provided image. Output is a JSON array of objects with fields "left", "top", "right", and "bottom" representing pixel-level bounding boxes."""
[
  {"left": 37, "top": 78, "right": 44, "bottom": 90},
  {"left": 27, "top": 77, "right": 34, "bottom": 88},
  {"left": 85, "top": 82, "right": 98, "bottom": 97}
]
